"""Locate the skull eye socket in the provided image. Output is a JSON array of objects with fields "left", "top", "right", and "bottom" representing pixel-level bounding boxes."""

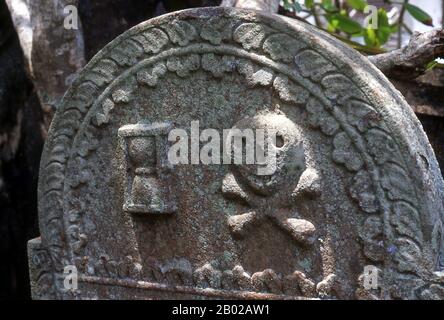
[{"left": 275, "top": 134, "right": 285, "bottom": 148}]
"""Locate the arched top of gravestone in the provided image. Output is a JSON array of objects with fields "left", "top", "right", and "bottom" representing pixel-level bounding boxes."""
[{"left": 35, "top": 7, "right": 444, "bottom": 299}]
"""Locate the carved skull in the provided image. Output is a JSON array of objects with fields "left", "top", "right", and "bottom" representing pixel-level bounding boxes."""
[{"left": 228, "top": 113, "right": 306, "bottom": 197}]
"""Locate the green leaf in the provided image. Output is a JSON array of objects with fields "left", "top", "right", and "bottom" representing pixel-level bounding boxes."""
[
  {"left": 346, "top": 0, "right": 368, "bottom": 11},
  {"left": 377, "top": 8, "right": 389, "bottom": 28},
  {"left": 405, "top": 3, "right": 433, "bottom": 27},
  {"left": 329, "top": 32, "right": 386, "bottom": 54},
  {"left": 327, "top": 19, "right": 339, "bottom": 33},
  {"left": 390, "top": 24, "right": 399, "bottom": 33},
  {"left": 282, "top": 0, "right": 292, "bottom": 11},
  {"left": 282, "top": 0, "right": 304, "bottom": 13},
  {"left": 294, "top": 2, "right": 303, "bottom": 12},
  {"left": 305, "top": 0, "right": 314, "bottom": 9},
  {"left": 328, "top": 14, "right": 363, "bottom": 34},
  {"left": 363, "top": 28, "right": 378, "bottom": 47},
  {"left": 321, "top": 0, "right": 338, "bottom": 12},
  {"left": 363, "top": 8, "right": 394, "bottom": 48},
  {"left": 376, "top": 9, "right": 392, "bottom": 46},
  {"left": 426, "top": 60, "right": 438, "bottom": 71}
]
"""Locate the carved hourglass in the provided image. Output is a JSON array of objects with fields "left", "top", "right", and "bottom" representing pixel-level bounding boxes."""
[{"left": 118, "top": 122, "right": 177, "bottom": 214}]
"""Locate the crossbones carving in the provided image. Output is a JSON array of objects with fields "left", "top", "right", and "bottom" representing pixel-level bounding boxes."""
[{"left": 221, "top": 113, "right": 321, "bottom": 246}]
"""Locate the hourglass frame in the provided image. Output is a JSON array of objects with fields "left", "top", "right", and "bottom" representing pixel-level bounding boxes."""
[{"left": 118, "top": 122, "right": 177, "bottom": 214}]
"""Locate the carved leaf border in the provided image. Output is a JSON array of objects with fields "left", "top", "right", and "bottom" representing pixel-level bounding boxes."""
[{"left": 38, "top": 9, "right": 435, "bottom": 298}]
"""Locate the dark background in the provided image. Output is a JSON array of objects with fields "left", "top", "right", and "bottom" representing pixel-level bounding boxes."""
[{"left": 0, "top": 0, "right": 442, "bottom": 300}]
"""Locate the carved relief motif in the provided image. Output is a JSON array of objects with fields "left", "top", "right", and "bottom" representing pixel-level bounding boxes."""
[
  {"left": 33, "top": 8, "right": 443, "bottom": 299},
  {"left": 221, "top": 113, "right": 319, "bottom": 246},
  {"left": 118, "top": 122, "right": 177, "bottom": 214},
  {"left": 140, "top": 256, "right": 337, "bottom": 298}
]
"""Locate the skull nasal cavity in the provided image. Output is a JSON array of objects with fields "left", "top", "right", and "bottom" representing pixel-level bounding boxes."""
[{"left": 276, "top": 134, "right": 285, "bottom": 148}]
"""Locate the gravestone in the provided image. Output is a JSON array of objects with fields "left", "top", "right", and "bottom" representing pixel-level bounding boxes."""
[{"left": 28, "top": 7, "right": 444, "bottom": 299}]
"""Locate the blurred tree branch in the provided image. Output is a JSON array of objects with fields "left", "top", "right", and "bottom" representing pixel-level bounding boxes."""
[
  {"left": 5, "top": 0, "right": 85, "bottom": 128},
  {"left": 369, "top": 29, "right": 444, "bottom": 80}
]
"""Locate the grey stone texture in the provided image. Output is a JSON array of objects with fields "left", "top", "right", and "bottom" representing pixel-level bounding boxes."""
[{"left": 29, "top": 7, "right": 444, "bottom": 299}]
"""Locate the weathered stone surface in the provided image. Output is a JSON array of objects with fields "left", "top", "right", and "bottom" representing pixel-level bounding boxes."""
[{"left": 29, "top": 7, "right": 444, "bottom": 300}]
